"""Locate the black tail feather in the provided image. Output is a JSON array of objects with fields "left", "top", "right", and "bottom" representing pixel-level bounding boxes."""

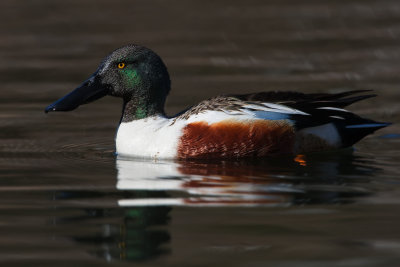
[
  {"left": 336, "top": 119, "right": 391, "bottom": 147},
  {"left": 332, "top": 94, "right": 377, "bottom": 108},
  {"left": 311, "top": 89, "right": 373, "bottom": 101}
]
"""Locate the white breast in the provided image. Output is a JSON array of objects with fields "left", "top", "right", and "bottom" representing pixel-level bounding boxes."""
[{"left": 116, "top": 116, "right": 185, "bottom": 159}]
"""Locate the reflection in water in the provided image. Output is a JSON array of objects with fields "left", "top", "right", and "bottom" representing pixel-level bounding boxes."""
[
  {"left": 55, "top": 193, "right": 171, "bottom": 262},
  {"left": 55, "top": 150, "right": 380, "bottom": 262},
  {"left": 117, "top": 150, "right": 379, "bottom": 207},
  {"left": 83, "top": 206, "right": 171, "bottom": 262}
]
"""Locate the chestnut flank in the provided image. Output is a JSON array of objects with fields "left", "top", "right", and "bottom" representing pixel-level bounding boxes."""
[{"left": 177, "top": 120, "right": 295, "bottom": 159}]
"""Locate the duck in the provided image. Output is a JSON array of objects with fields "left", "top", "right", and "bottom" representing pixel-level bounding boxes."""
[{"left": 45, "top": 44, "right": 390, "bottom": 159}]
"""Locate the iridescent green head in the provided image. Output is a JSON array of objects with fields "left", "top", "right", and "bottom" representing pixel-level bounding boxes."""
[{"left": 45, "top": 44, "right": 171, "bottom": 121}]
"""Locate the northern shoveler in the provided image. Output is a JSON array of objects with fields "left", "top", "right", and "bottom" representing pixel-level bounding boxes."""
[{"left": 45, "top": 44, "right": 390, "bottom": 159}]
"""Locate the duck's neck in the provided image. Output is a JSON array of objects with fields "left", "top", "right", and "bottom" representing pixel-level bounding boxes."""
[{"left": 120, "top": 97, "right": 166, "bottom": 123}]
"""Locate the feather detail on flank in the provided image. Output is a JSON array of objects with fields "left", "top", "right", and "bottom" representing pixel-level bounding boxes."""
[{"left": 177, "top": 119, "right": 295, "bottom": 159}]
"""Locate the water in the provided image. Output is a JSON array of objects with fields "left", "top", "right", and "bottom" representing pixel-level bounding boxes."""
[{"left": 1, "top": 0, "right": 400, "bottom": 266}]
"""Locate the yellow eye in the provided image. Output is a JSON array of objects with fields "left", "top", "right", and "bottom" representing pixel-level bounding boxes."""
[{"left": 118, "top": 62, "right": 126, "bottom": 69}]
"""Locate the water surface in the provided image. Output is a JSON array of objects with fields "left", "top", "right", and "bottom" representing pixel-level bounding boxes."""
[{"left": 1, "top": 0, "right": 400, "bottom": 266}]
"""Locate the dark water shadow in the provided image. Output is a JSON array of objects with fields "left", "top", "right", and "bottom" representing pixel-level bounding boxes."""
[{"left": 50, "top": 149, "right": 381, "bottom": 262}]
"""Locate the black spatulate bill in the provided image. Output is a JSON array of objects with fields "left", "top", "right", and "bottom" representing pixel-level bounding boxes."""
[{"left": 45, "top": 74, "right": 109, "bottom": 113}]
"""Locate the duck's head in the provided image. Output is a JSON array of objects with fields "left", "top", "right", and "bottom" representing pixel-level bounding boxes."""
[{"left": 45, "top": 44, "right": 171, "bottom": 121}]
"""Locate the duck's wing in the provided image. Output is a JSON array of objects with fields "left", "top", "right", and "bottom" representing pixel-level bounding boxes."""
[
  {"left": 173, "top": 91, "right": 312, "bottom": 121},
  {"left": 229, "top": 90, "right": 375, "bottom": 110},
  {"left": 176, "top": 90, "right": 375, "bottom": 124},
  {"left": 228, "top": 90, "right": 377, "bottom": 127},
  {"left": 174, "top": 90, "right": 390, "bottom": 147}
]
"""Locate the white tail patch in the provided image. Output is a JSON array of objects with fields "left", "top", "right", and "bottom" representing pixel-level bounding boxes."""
[{"left": 297, "top": 123, "right": 341, "bottom": 148}]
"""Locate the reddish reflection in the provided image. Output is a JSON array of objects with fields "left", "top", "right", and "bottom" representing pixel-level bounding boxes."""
[{"left": 117, "top": 151, "right": 376, "bottom": 207}]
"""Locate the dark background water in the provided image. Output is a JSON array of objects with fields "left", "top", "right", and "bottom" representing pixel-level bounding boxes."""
[{"left": 1, "top": 0, "right": 400, "bottom": 266}]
